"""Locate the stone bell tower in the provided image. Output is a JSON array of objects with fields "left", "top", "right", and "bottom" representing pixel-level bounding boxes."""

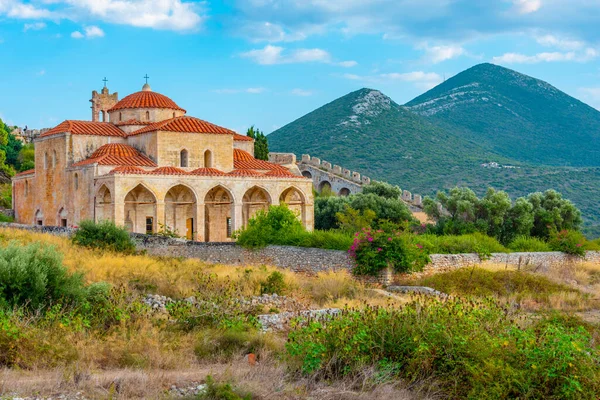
[{"left": 90, "top": 78, "right": 118, "bottom": 122}]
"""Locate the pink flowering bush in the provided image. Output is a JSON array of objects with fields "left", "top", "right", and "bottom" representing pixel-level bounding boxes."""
[
  {"left": 548, "top": 229, "right": 587, "bottom": 256},
  {"left": 349, "top": 226, "right": 430, "bottom": 276}
]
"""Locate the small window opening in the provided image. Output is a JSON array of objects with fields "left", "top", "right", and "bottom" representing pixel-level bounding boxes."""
[
  {"left": 52, "top": 150, "right": 57, "bottom": 168},
  {"left": 74, "top": 173, "right": 79, "bottom": 190},
  {"left": 61, "top": 219, "right": 67, "bottom": 227},
  {"left": 119, "top": 112, "right": 122, "bottom": 121},
  {"left": 226, "top": 217, "right": 232, "bottom": 238},
  {"left": 146, "top": 217, "right": 154, "bottom": 234},
  {"left": 44, "top": 152, "right": 48, "bottom": 169},
  {"left": 146, "top": 111, "right": 150, "bottom": 121},
  {"left": 180, "top": 149, "right": 189, "bottom": 168},
  {"left": 172, "top": 112, "right": 176, "bottom": 118},
  {"left": 37, "top": 219, "right": 43, "bottom": 226},
  {"left": 204, "top": 150, "right": 213, "bottom": 168},
  {"left": 25, "top": 181, "right": 29, "bottom": 196}
]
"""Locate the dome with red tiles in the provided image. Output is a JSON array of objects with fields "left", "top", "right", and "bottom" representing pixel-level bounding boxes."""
[
  {"left": 90, "top": 143, "right": 140, "bottom": 158},
  {"left": 109, "top": 85, "right": 186, "bottom": 112}
]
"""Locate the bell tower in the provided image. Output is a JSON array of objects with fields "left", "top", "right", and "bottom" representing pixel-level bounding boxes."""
[{"left": 90, "top": 78, "right": 118, "bottom": 122}]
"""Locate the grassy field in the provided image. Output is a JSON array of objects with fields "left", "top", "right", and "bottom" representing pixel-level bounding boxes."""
[{"left": 1, "top": 228, "right": 599, "bottom": 399}]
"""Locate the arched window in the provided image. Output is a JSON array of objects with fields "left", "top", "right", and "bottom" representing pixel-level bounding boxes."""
[
  {"left": 145, "top": 111, "right": 150, "bottom": 121},
  {"left": 52, "top": 150, "right": 57, "bottom": 168},
  {"left": 44, "top": 152, "right": 48, "bottom": 169},
  {"left": 204, "top": 150, "right": 213, "bottom": 168},
  {"left": 172, "top": 112, "right": 176, "bottom": 118},
  {"left": 74, "top": 173, "right": 79, "bottom": 190},
  {"left": 180, "top": 149, "right": 189, "bottom": 168},
  {"left": 25, "top": 180, "right": 29, "bottom": 197}
]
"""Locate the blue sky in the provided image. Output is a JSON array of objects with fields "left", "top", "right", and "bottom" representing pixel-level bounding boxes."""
[{"left": 1, "top": 0, "right": 599, "bottom": 133}]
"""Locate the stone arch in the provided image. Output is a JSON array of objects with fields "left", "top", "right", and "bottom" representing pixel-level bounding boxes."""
[
  {"left": 124, "top": 183, "right": 157, "bottom": 234},
  {"left": 165, "top": 184, "right": 197, "bottom": 240},
  {"left": 242, "top": 186, "right": 272, "bottom": 227},
  {"left": 58, "top": 207, "right": 68, "bottom": 227},
  {"left": 180, "top": 149, "right": 189, "bottom": 168},
  {"left": 35, "top": 209, "right": 43, "bottom": 226},
  {"left": 301, "top": 171, "right": 312, "bottom": 179},
  {"left": 279, "top": 186, "right": 307, "bottom": 227},
  {"left": 318, "top": 180, "right": 332, "bottom": 193},
  {"left": 204, "top": 185, "right": 234, "bottom": 242},
  {"left": 339, "top": 187, "right": 351, "bottom": 197},
  {"left": 95, "top": 184, "right": 113, "bottom": 223},
  {"left": 204, "top": 150, "right": 213, "bottom": 168}
]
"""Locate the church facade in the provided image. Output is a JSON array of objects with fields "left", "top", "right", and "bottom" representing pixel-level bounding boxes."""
[{"left": 11, "top": 83, "right": 314, "bottom": 241}]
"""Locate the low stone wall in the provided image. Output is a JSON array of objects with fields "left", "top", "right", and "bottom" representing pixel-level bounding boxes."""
[
  {"left": 132, "top": 234, "right": 355, "bottom": 274},
  {"left": 1, "top": 223, "right": 599, "bottom": 281}
]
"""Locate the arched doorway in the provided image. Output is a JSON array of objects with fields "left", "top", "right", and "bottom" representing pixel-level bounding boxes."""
[
  {"left": 339, "top": 187, "right": 351, "bottom": 197},
  {"left": 124, "top": 184, "right": 157, "bottom": 234},
  {"left": 302, "top": 171, "right": 312, "bottom": 179},
  {"left": 318, "top": 180, "right": 332, "bottom": 193},
  {"left": 58, "top": 208, "right": 68, "bottom": 227},
  {"left": 95, "top": 185, "right": 113, "bottom": 223},
  {"left": 204, "top": 186, "right": 233, "bottom": 242},
  {"left": 242, "top": 186, "right": 271, "bottom": 227},
  {"left": 280, "top": 187, "right": 306, "bottom": 227},
  {"left": 165, "top": 185, "right": 197, "bottom": 240},
  {"left": 35, "top": 210, "right": 43, "bottom": 226}
]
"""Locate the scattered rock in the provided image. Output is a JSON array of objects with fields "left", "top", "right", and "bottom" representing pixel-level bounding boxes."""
[
  {"left": 169, "top": 383, "right": 207, "bottom": 397},
  {"left": 386, "top": 286, "right": 448, "bottom": 297},
  {"left": 258, "top": 308, "right": 341, "bottom": 332}
]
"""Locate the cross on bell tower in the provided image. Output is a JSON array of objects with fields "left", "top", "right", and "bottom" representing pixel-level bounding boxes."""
[
  {"left": 90, "top": 77, "right": 118, "bottom": 122},
  {"left": 103, "top": 77, "right": 108, "bottom": 87}
]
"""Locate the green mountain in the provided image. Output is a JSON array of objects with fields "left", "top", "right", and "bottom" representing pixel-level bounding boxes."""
[
  {"left": 267, "top": 65, "right": 600, "bottom": 237},
  {"left": 406, "top": 63, "right": 600, "bottom": 167}
]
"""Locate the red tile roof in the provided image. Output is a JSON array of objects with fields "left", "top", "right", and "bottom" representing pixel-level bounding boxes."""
[
  {"left": 226, "top": 169, "right": 263, "bottom": 177},
  {"left": 72, "top": 143, "right": 157, "bottom": 167},
  {"left": 109, "top": 91, "right": 186, "bottom": 112},
  {"left": 13, "top": 169, "right": 35, "bottom": 178},
  {"left": 130, "top": 116, "right": 236, "bottom": 136},
  {"left": 233, "top": 133, "right": 254, "bottom": 142},
  {"left": 148, "top": 166, "right": 188, "bottom": 175},
  {"left": 264, "top": 169, "right": 303, "bottom": 178},
  {"left": 233, "top": 149, "right": 289, "bottom": 171},
  {"left": 110, "top": 166, "right": 148, "bottom": 175},
  {"left": 40, "top": 120, "right": 126, "bottom": 138},
  {"left": 114, "top": 119, "right": 153, "bottom": 126},
  {"left": 190, "top": 168, "right": 226, "bottom": 176}
]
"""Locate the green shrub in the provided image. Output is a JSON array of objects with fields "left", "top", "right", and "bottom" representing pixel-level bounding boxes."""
[
  {"left": 260, "top": 271, "right": 286, "bottom": 295},
  {"left": 0, "top": 243, "right": 88, "bottom": 310},
  {"left": 549, "top": 230, "right": 586, "bottom": 256},
  {"left": 196, "top": 375, "right": 253, "bottom": 400},
  {"left": 0, "top": 213, "right": 13, "bottom": 223},
  {"left": 583, "top": 238, "right": 600, "bottom": 251},
  {"left": 72, "top": 220, "right": 136, "bottom": 254},
  {"left": 508, "top": 235, "right": 552, "bottom": 252},
  {"left": 410, "top": 268, "right": 580, "bottom": 303},
  {"left": 420, "top": 232, "right": 507, "bottom": 257},
  {"left": 236, "top": 205, "right": 352, "bottom": 250},
  {"left": 286, "top": 299, "right": 600, "bottom": 399},
  {"left": 194, "top": 328, "right": 271, "bottom": 362},
  {"left": 350, "top": 225, "right": 430, "bottom": 276}
]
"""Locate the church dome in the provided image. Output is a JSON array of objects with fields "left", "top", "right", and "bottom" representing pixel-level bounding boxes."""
[{"left": 109, "top": 85, "right": 186, "bottom": 112}]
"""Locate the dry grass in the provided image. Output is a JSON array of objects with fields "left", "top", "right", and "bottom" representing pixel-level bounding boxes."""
[{"left": 1, "top": 360, "right": 427, "bottom": 400}]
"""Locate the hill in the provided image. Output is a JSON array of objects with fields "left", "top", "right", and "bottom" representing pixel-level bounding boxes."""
[
  {"left": 268, "top": 66, "right": 600, "bottom": 237},
  {"left": 406, "top": 63, "right": 600, "bottom": 167}
]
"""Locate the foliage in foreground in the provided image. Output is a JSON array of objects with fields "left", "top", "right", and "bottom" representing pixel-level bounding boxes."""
[
  {"left": 286, "top": 298, "right": 600, "bottom": 399},
  {"left": 72, "top": 220, "right": 136, "bottom": 254},
  {"left": 235, "top": 205, "right": 352, "bottom": 250}
]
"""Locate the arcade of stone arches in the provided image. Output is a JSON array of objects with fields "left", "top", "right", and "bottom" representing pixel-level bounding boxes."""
[{"left": 94, "top": 183, "right": 308, "bottom": 242}]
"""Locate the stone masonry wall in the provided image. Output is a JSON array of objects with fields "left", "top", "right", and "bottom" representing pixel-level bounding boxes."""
[{"left": 1, "top": 223, "right": 599, "bottom": 280}]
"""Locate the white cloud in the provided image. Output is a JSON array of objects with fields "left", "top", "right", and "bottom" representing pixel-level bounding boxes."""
[
  {"left": 513, "top": 0, "right": 543, "bottom": 14},
  {"left": 24, "top": 22, "right": 47, "bottom": 31},
  {"left": 240, "top": 45, "right": 332, "bottom": 65},
  {"left": 291, "top": 88, "right": 313, "bottom": 96},
  {"left": 420, "top": 44, "right": 466, "bottom": 63},
  {"left": 492, "top": 48, "right": 598, "bottom": 64},
  {"left": 536, "top": 34, "right": 584, "bottom": 51},
  {"left": 1, "top": 0, "right": 205, "bottom": 32},
  {"left": 71, "top": 25, "right": 104, "bottom": 39},
  {"left": 338, "top": 60, "right": 358, "bottom": 67}
]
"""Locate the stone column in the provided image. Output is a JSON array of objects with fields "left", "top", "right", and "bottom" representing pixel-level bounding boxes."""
[
  {"left": 113, "top": 202, "right": 125, "bottom": 227},
  {"left": 156, "top": 201, "right": 165, "bottom": 234},
  {"left": 233, "top": 203, "right": 244, "bottom": 234},
  {"left": 196, "top": 202, "right": 205, "bottom": 242}
]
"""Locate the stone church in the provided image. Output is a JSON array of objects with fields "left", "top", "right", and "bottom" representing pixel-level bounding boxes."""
[{"left": 11, "top": 82, "right": 314, "bottom": 241}]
